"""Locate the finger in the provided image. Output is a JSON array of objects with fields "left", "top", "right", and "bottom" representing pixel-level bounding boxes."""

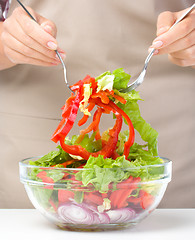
[
  {"left": 32, "top": 10, "right": 57, "bottom": 38},
  {"left": 155, "top": 30, "right": 195, "bottom": 55},
  {"left": 14, "top": 7, "right": 58, "bottom": 50},
  {"left": 169, "top": 45, "right": 195, "bottom": 60},
  {"left": 157, "top": 11, "right": 175, "bottom": 36},
  {"left": 4, "top": 45, "right": 60, "bottom": 67},
  {"left": 40, "top": 20, "right": 57, "bottom": 38},
  {"left": 152, "top": 9, "right": 195, "bottom": 49},
  {"left": 168, "top": 54, "right": 195, "bottom": 67},
  {"left": 1, "top": 31, "right": 61, "bottom": 64},
  {"left": 3, "top": 17, "right": 65, "bottom": 60}
]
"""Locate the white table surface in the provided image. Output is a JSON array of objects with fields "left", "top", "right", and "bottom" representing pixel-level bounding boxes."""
[{"left": 0, "top": 209, "right": 194, "bottom": 240}]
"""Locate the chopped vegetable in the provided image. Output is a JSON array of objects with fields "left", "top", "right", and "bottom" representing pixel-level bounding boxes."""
[{"left": 106, "top": 208, "right": 136, "bottom": 223}]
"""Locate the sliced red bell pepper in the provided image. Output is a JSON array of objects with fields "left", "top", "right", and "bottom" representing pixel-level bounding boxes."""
[
  {"left": 91, "top": 112, "right": 122, "bottom": 158},
  {"left": 109, "top": 177, "right": 141, "bottom": 209},
  {"left": 58, "top": 190, "right": 74, "bottom": 203},
  {"left": 78, "top": 102, "right": 96, "bottom": 126},
  {"left": 105, "top": 90, "right": 127, "bottom": 104},
  {"left": 37, "top": 171, "right": 54, "bottom": 189},
  {"left": 91, "top": 90, "right": 110, "bottom": 104},
  {"left": 51, "top": 83, "right": 83, "bottom": 143},
  {"left": 77, "top": 108, "right": 103, "bottom": 143},
  {"left": 51, "top": 74, "right": 135, "bottom": 161},
  {"left": 59, "top": 139, "right": 91, "bottom": 159},
  {"left": 109, "top": 101, "right": 135, "bottom": 159},
  {"left": 84, "top": 192, "right": 103, "bottom": 205},
  {"left": 139, "top": 190, "right": 154, "bottom": 209}
]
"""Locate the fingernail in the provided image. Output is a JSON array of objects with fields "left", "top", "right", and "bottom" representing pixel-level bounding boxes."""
[
  {"left": 51, "top": 62, "right": 60, "bottom": 65},
  {"left": 57, "top": 47, "right": 66, "bottom": 53},
  {"left": 151, "top": 40, "right": 163, "bottom": 49},
  {"left": 47, "top": 41, "right": 57, "bottom": 50},
  {"left": 148, "top": 48, "right": 159, "bottom": 55},
  {"left": 56, "top": 53, "right": 66, "bottom": 60},
  {"left": 157, "top": 26, "right": 170, "bottom": 36},
  {"left": 43, "top": 25, "right": 52, "bottom": 33}
]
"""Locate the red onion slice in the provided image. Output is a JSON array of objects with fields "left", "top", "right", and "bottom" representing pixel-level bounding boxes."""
[
  {"left": 106, "top": 208, "right": 136, "bottom": 223},
  {"left": 58, "top": 202, "right": 110, "bottom": 225},
  {"left": 58, "top": 203, "right": 95, "bottom": 224}
]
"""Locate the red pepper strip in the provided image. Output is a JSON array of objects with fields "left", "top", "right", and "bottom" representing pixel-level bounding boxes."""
[
  {"left": 91, "top": 107, "right": 102, "bottom": 140},
  {"left": 84, "top": 192, "right": 103, "bottom": 205},
  {"left": 51, "top": 84, "right": 83, "bottom": 143},
  {"left": 60, "top": 159, "right": 75, "bottom": 168},
  {"left": 58, "top": 190, "right": 74, "bottom": 203},
  {"left": 139, "top": 190, "right": 154, "bottom": 209},
  {"left": 127, "top": 196, "right": 141, "bottom": 205},
  {"left": 105, "top": 90, "right": 127, "bottom": 104},
  {"left": 37, "top": 171, "right": 54, "bottom": 190},
  {"left": 90, "top": 78, "right": 98, "bottom": 93},
  {"left": 91, "top": 91, "right": 110, "bottom": 104},
  {"left": 70, "top": 79, "right": 84, "bottom": 91},
  {"left": 109, "top": 176, "right": 133, "bottom": 208},
  {"left": 112, "top": 94, "right": 127, "bottom": 104},
  {"left": 108, "top": 101, "right": 135, "bottom": 159},
  {"left": 105, "top": 89, "right": 115, "bottom": 96},
  {"left": 61, "top": 93, "right": 75, "bottom": 118},
  {"left": 59, "top": 138, "right": 91, "bottom": 159},
  {"left": 76, "top": 108, "right": 103, "bottom": 143},
  {"left": 116, "top": 177, "right": 141, "bottom": 209},
  {"left": 127, "top": 190, "right": 154, "bottom": 209},
  {"left": 71, "top": 76, "right": 97, "bottom": 91},
  {"left": 50, "top": 118, "right": 66, "bottom": 143},
  {"left": 110, "top": 150, "right": 120, "bottom": 159},
  {"left": 60, "top": 107, "right": 122, "bottom": 160},
  {"left": 101, "top": 193, "right": 108, "bottom": 198},
  {"left": 110, "top": 177, "right": 141, "bottom": 209},
  {"left": 78, "top": 101, "right": 96, "bottom": 126},
  {"left": 91, "top": 112, "right": 122, "bottom": 158}
]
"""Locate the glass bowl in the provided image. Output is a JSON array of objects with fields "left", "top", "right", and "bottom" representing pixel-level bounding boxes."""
[{"left": 19, "top": 157, "right": 172, "bottom": 231}]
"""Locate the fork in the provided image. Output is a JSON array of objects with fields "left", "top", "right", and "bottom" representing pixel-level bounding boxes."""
[
  {"left": 16, "top": 0, "right": 73, "bottom": 93},
  {"left": 120, "top": 3, "right": 195, "bottom": 93}
]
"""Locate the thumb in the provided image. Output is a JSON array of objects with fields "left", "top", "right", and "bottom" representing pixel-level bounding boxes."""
[{"left": 156, "top": 11, "right": 176, "bottom": 36}]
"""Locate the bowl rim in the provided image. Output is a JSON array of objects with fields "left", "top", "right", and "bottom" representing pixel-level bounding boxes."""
[{"left": 19, "top": 156, "right": 172, "bottom": 171}]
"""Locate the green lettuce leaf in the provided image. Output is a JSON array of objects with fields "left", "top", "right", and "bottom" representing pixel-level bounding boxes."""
[
  {"left": 96, "top": 74, "right": 114, "bottom": 92},
  {"left": 117, "top": 99, "right": 158, "bottom": 156},
  {"left": 112, "top": 68, "right": 131, "bottom": 90},
  {"left": 30, "top": 146, "right": 72, "bottom": 167},
  {"left": 76, "top": 155, "right": 132, "bottom": 192},
  {"left": 71, "top": 133, "right": 102, "bottom": 153},
  {"left": 95, "top": 68, "right": 131, "bottom": 91}
]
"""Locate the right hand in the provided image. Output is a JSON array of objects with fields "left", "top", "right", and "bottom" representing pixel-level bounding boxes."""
[{"left": 1, "top": 6, "right": 66, "bottom": 67}]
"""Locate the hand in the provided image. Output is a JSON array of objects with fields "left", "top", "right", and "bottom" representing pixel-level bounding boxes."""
[
  {"left": 149, "top": 7, "right": 195, "bottom": 68},
  {"left": 0, "top": 6, "right": 66, "bottom": 67}
]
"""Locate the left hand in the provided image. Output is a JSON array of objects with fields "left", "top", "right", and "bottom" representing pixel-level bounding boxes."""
[{"left": 149, "top": 7, "right": 195, "bottom": 68}]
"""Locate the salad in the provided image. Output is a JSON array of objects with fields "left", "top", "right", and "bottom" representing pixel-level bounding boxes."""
[{"left": 29, "top": 68, "right": 164, "bottom": 226}]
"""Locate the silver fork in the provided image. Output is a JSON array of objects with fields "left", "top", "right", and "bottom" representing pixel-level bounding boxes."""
[
  {"left": 16, "top": 0, "right": 73, "bottom": 93},
  {"left": 120, "top": 3, "right": 195, "bottom": 93}
]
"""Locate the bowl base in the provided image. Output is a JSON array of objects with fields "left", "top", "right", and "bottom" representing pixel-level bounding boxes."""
[{"left": 56, "top": 222, "right": 137, "bottom": 232}]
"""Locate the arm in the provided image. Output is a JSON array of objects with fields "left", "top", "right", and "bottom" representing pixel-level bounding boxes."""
[
  {"left": 0, "top": 6, "right": 65, "bottom": 71},
  {"left": 150, "top": 7, "right": 195, "bottom": 68}
]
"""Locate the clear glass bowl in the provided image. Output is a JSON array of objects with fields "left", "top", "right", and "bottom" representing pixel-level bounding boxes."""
[{"left": 19, "top": 157, "right": 172, "bottom": 231}]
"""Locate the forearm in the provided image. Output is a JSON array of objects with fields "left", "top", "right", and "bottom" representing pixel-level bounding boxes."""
[{"left": 0, "top": 22, "right": 16, "bottom": 70}]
